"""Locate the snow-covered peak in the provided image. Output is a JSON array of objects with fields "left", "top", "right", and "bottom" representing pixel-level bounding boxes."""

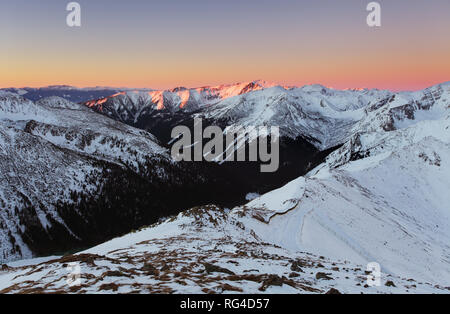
[
  {"left": 84, "top": 80, "right": 280, "bottom": 113},
  {"left": 83, "top": 80, "right": 396, "bottom": 116},
  {"left": 355, "top": 82, "right": 449, "bottom": 136},
  {"left": 432, "top": 81, "right": 450, "bottom": 90},
  {"left": 0, "top": 92, "right": 50, "bottom": 122},
  {"left": 202, "top": 80, "right": 279, "bottom": 96},
  {"left": 36, "top": 96, "right": 84, "bottom": 110},
  {"left": 299, "top": 84, "right": 330, "bottom": 93}
]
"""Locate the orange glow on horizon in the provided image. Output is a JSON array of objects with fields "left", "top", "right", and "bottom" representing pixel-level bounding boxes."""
[
  {"left": 1, "top": 38, "right": 449, "bottom": 92},
  {"left": 2, "top": 0, "right": 449, "bottom": 92}
]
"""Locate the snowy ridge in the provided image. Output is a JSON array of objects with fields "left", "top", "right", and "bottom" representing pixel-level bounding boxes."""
[
  {"left": 1, "top": 94, "right": 169, "bottom": 169},
  {"left": 1, "top": 86, "right": 155, "bottom": 103},
  {"left": 84, "top": 81, "right": 449, "bottom": 151},
  {"left": 0, "top": 92, "right": 51, "bottom": 122},
  {"left": 84, "top": 81, "right": 395, "bottom": 150},
  {"left": 84, "top": 81, "right": 275, "bottom": 119}
]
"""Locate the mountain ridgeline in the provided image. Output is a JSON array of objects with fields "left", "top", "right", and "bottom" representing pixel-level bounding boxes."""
[
  {"left": 1, "top": 80, "right": 449, "bottom": 263},
  {"left": 0, "top": 85, "right": 335, "bottom": 262}
]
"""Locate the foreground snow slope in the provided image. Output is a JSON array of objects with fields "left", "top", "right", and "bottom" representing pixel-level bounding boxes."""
[{"left": 1, "top": 206, "right": 447, "bottom": 294}]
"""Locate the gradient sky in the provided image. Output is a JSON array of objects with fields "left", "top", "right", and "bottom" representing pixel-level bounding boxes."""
[{"left": 1, "top": 0, "right": 449, "bottom": 91}]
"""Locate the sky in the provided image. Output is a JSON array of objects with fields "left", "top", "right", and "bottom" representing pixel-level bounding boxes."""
[{"left": 1, "top": 0, "right": 449, "bottom": 91}]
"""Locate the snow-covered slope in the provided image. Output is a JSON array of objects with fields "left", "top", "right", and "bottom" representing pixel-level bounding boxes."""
[
  {"left": 0, "top": 120, "right": 98, "bottom": 261},
  {"left": 0, "top": 93, "right": 168, "bottom": 171},
  {"left": 245, "top": 139, "right": 450, "bottom": 284},
  {"left": 31, "top": 97, "right": 168, "bottom": 169},
  {"left": 199, "top": 85, "right": 393, "bottom": 150},
  {"left": 243, "top": 82, "right": 450, "bottom": 285},
  {"left": 0, "top": 94, "right": 190, "bottom": 262},
  {"left": 1, "top": 206, "right": 447, "bottom": 294}
]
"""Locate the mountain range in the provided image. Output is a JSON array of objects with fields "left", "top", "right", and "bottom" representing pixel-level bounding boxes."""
[
  {"left": 0, "top": 80, "right": 449, "bottom": 293},
  {"left": 0, "top": 86, "right": 153, "bottom": 103}
]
